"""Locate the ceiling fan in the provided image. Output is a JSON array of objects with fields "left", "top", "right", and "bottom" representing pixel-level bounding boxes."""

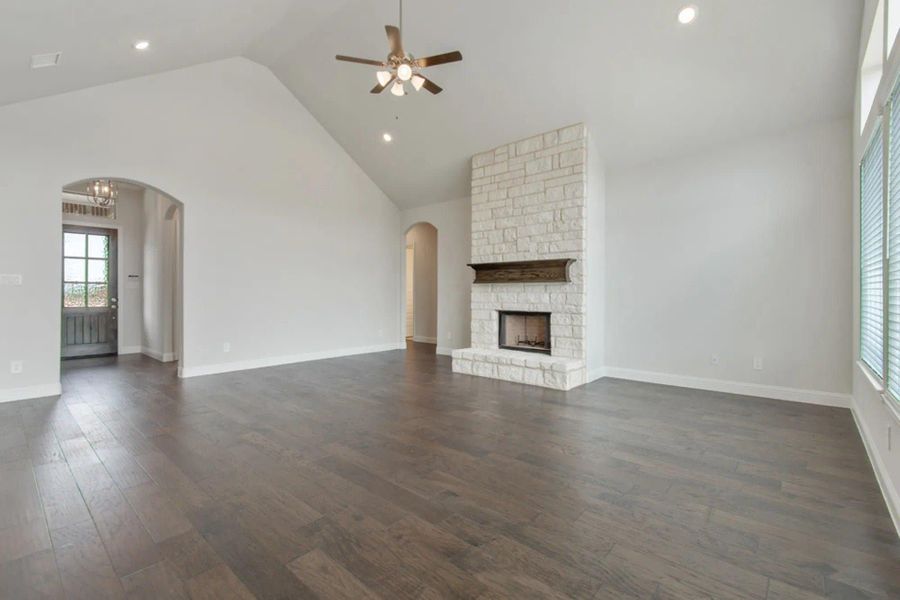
[{"left": 335, "top": 0, "right": 462, "bottom": 96}]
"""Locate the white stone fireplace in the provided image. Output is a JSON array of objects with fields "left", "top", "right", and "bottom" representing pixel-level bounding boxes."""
[{"left": 452, "top": 123, "right": 602, "bottom": 390}]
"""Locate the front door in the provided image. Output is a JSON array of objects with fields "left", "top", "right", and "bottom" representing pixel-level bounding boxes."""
[{"left": 61, "top": 226, "right": 118, "bottom": 358}]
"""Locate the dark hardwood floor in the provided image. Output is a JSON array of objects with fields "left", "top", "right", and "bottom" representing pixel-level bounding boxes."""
[{"left": 1, "top": 342, "right": 898, "bottom": 599}]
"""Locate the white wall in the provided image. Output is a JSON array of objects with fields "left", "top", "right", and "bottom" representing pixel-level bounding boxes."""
[
  {"left": 141, "top": 189, "right": 178, "bottom": 362},
  {"left": 586, "top": 136, "right": 606, "bottom": 380},
  {"left": 62, "top": 187, "right": 144, "bottom": 354},
  {"left": 0, "top": 57, "right": 400, "bottom": 399},
  {"left": 605, "top": 118, "right": 853, "bottom": 401},
  {"left": 400, "top": 199, "right": 471, "bottom": 355},
  {"left": 405, "top": 223, "right": 438, "bottom": 343},
  {"left": 852, "top": 0, "right": 900, "bottom": 535}
]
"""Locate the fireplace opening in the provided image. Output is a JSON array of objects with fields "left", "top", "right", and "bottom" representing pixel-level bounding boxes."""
[{"left": 498, "top": 311, "right": 551, "bottom": 354}]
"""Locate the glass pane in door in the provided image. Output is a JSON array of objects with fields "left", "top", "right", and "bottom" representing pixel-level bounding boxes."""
[
  {"left": 87, "top": 259, "right": 108, "bottom": 283},
  {"left": 64, "top": 233, "right": 86, "bottom": 257},
  {"left": 87, "top": 235, "right": 108, "bottom": 258},
  {"left": 64, "top": 283, "right": 86, "bottom": 307},
  {"left": 64, "top": 258, "right": 86, "bottom": 282},
  {"left": 87, "top": 284, "right": 108, "bottom": 307}
]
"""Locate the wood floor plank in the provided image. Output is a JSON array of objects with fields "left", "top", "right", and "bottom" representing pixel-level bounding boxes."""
[
  {"left": 0, "top": 346, "right": 896, "bottom": 599},
  {"left": 120, "top": 560, "right": 188, "bottom": 600},
  {"left": 287, "top": 548, "right": 381, "bottom": 600},
  {"left": 33, "top": 462, "right": 92, "bottom": 532},
  {"left": 51, "top": 520, "right": 125, "bottom": 600},
  {"left": 183, "top": 565, "right": 256, "bottom": 600},
  {"left": 0, "top": 549, "right": 63, "bottom": 600},
  {"left": 122, "top": 482, "right": 193, "bottom": 543},
  {"left": 68, "top": 464, "right": 160, "bottom": 578},
  {"left": 0, "top": 519, "right": 52, "bottom": 564}
]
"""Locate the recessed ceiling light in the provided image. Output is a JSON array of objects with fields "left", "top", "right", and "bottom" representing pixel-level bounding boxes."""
[
  {"left": 31, "top": 52, "right": 62, "bottom": 69},
  {"left": 133, "top": 40, "right": 150, "bottom": 51},
  {"left": 678, "top": 5, "right": 698, "bottom": 25},
  {"left": 383, "top": 133, "right": 393, "bottom": 142}
]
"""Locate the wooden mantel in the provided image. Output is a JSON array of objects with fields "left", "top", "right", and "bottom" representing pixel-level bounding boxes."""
[{"left": 467, "top": 259, "right": 576, "bottom": 284}]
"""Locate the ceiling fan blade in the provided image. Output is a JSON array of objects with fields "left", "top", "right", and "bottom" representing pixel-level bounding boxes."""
[
  {"left": 385, "top": 25, "right": 404, "bottom": 57},
  {"left": 336, "top": 55, "right": 386, "bottom": 66},
  {"left": 419, "top": 76, "right": 443, "bottom": 94},
  {"left": 413, "top": 51, "right": 462, "bottom": 68},
  {"left": 370, "top": 75, "right": 396, "bottom": 94}
]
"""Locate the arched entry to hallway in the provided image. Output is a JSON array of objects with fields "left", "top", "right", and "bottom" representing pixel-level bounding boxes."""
[
  {"left": 59, "top": 178, "right": 184, "bottom": 373},
  {"left": 403, "top": 222, "right": 438, "bottom": 352}
]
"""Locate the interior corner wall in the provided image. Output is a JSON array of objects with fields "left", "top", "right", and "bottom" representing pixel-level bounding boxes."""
[
  {"left": 0, "top": 56, "right": 400, "bottom": 399},
  {"left": 586, "top": 135, "right": 606, "bottom": 380},
  {"left": 400, "top": 198, "right": 472, "bottom": 354},
  {"left": 605, "top": 117, "right": 853, "bottom": 400},
  {"left": 405, "top": 223, "right": 438, "bottom": 343}
]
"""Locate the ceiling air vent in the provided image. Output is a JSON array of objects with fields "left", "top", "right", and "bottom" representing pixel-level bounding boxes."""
[{"left": 31, "top": 52, "right": 62, "bottom": 69}]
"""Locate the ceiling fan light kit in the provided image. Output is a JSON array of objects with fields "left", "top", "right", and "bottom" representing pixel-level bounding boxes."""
[{"left": 335, "top": 0, "right": 462, "bottom": 96}]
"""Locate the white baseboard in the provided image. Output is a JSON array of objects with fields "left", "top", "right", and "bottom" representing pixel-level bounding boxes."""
[
  {"left": 141, "top": 347, "right": 178, "bottom": 363},
  {"left": 118, "top": 345, "right": 142, "bottom": 355},
  {"left": 436, "top": 346, "right": 455, "bottom": 356},
  {"left": 412, "top": 335, "right": 438, "bottom": 344},
  {"left": 587, "top": 367, "right": 605, "bottom": 384},
  {"left": 0, "top": 382, "right": 62, "bottom": 404},
  {"left": 178, "top": 342, "right": 405, "bottom": 379},
  {"left": 601, "top": 366, "right": 852, "bottom": 408},
  {"left": 851, "top": 399, "right": 900, "bottom": 539}
]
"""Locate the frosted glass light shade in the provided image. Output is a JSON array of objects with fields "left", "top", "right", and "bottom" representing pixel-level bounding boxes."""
[
  {"left": 376, "top": 70, "right": 392, "bottom": 86},
  {"left": 391, "top": 80, "right": 405, "bottom": 96},
  {"left": 411, "top": 75, "right": 425, "bottom": 91}
]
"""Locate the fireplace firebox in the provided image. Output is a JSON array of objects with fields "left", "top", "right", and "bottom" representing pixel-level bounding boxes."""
[{"left": 498, "top": 311, "right": 551, "bottom": 354}]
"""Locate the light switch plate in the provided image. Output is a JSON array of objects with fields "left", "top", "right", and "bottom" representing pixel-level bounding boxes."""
[{"left": 0, "top": 274, "right": 22, "bottom": 286}]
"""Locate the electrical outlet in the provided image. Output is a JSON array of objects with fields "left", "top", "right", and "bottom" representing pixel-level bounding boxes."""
[
  {"left": 753, "top": 357, "right": 764, "bottom": 371},
  {"left": 710, "top": 354, "right": 720, "bottom": 366},
  {"left": 10, "top": 360, "right": 23, "bottom": 374},
  {"left": 222, "top": 342, "right": 231, "bottom": 353}
]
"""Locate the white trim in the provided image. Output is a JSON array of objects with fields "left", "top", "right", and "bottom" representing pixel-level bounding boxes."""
[
  {"left": 587, "top": 367, "right": 606, "bottom": 383},
  {"left": 178, "top": 343, "right": 405, "bottom": 378},
  {"left": 436, "top": 346, "right": 454, "bottom": 356},
  {"left": 851, "top": 398, "right": 900, "bottom": 539},
  {"left": 412, "top": 335, "right": 437, "bottom": 344},
  {"left": 118, "top": 345, "right": 142, "bottom": 355},
  {"left": 884, "top": 392, "right": 900, "bottom": 425},
  {"left": 858, "top": 360, "right": 886, "bottom": 393},
  {"left": 0, "top": 382, "right": 62, "bottom": 404},
  {"left": 141, "top": 347, "right": 177, "bottom": 363},
  {"left": 602, "top": 367, "right": 852, "bottom": 408}
]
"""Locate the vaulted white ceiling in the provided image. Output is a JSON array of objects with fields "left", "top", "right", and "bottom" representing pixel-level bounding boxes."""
[{"left": 1, "top": 1, "right": 861, "bottom": 209}]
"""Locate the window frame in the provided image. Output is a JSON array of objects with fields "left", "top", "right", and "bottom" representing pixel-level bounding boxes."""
[
  {"left": 860, "top": 122, "right": 887, "bottom": 380},
  {"left": 62, "top": 230, "right": 111, "bottom": 309}
]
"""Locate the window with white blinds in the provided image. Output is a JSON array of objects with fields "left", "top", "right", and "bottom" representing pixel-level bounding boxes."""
[
  {"left": 890, "top": 96, "right": 900, "bottom": 399},
  {"left": 861, "top": 125, "right": 884, "bottom": 377}
]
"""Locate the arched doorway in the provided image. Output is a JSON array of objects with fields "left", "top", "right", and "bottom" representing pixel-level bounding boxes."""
[
  {"left": 59, "top": 178, "right": 184, "bottom": 372},
  {"left": 404, "top": 222, "right": 438, "bottom": 352}
]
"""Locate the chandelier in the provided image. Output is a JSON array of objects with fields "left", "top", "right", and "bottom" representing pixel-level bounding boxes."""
[{"left": 85, "top": 179, "right": 118, "bottom": 207}]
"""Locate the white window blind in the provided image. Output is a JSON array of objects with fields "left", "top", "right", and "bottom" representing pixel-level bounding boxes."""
[
  {"left": 890, "top": 95, "right": 900, "bottom": 398},
  {"left": 861, "top": 124, "right": 884, "bottom": 378}
]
